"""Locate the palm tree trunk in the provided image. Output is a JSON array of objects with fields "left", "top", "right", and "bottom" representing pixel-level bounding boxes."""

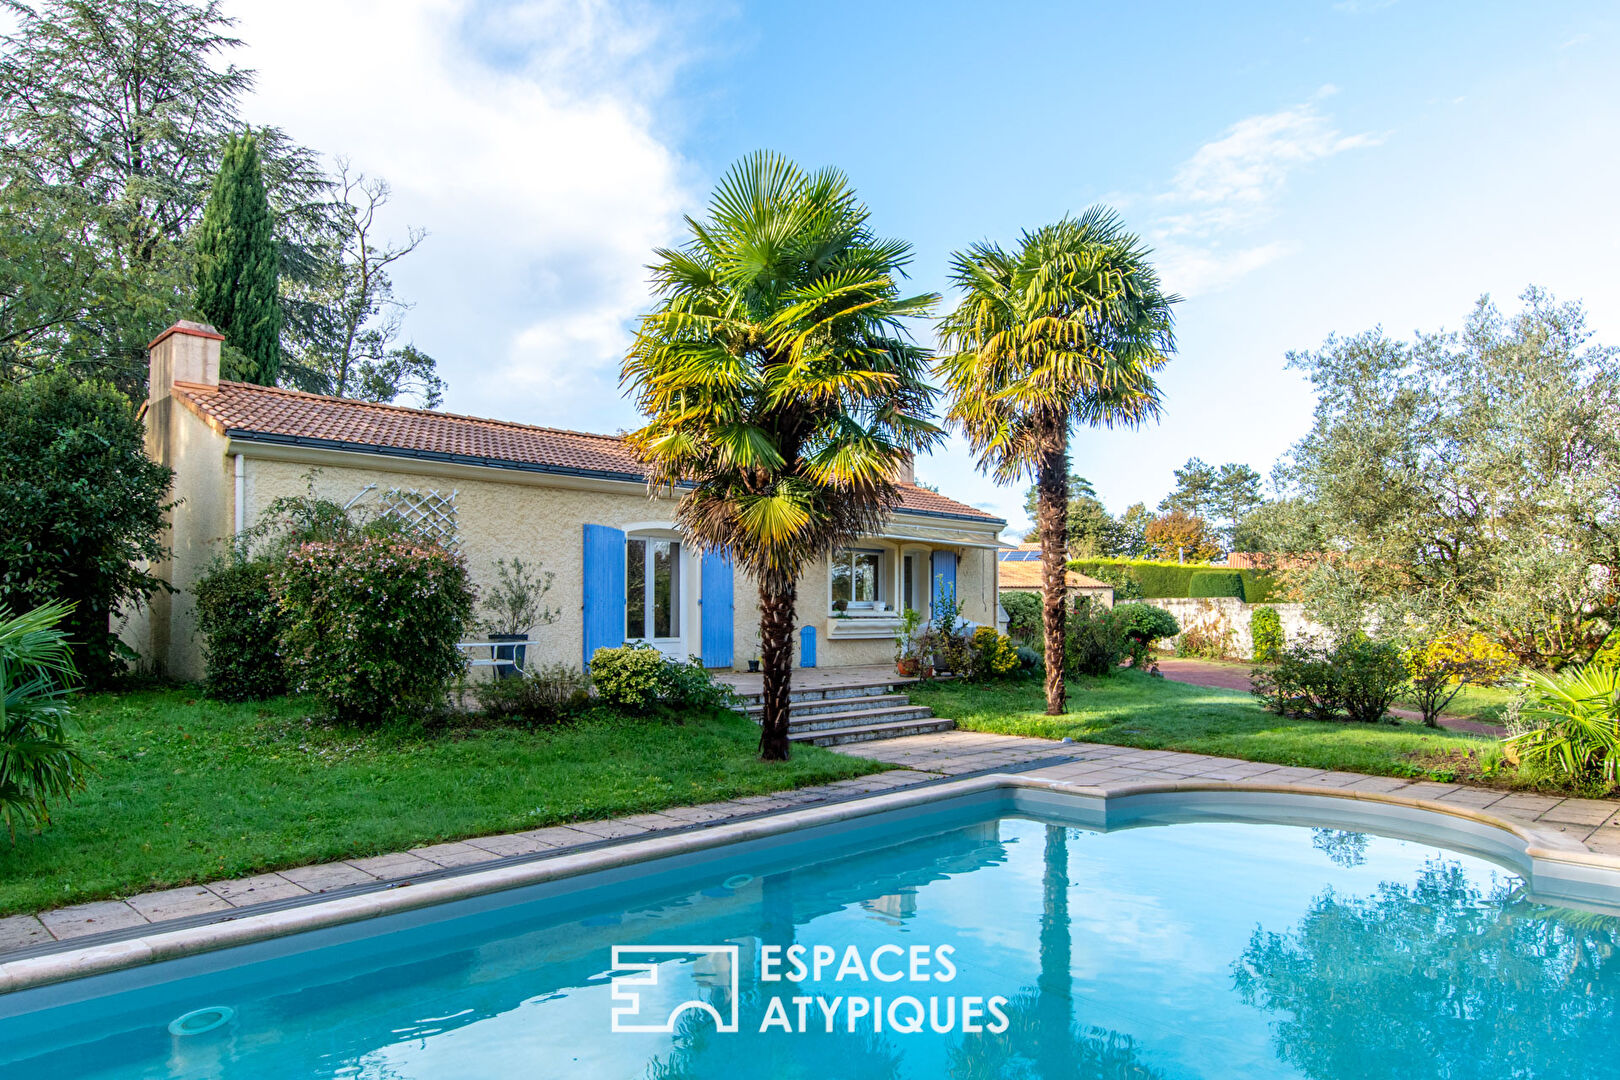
[
  {"left": 1038, "top": 425, "right": 1070, "bottom": 714},
  {"left": 758, "top": 571, "right": 797, "bottom": 760}
]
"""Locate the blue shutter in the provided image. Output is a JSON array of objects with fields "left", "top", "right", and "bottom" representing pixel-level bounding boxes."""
[
  {"left": 582, "top": 524, "right": 626, "bottom": 667},
  {"left": 700, "top": 548, "right": 735, "bottom": 668},
  {"left": 931, "top": 550, "right": 958, "bottom": 623},
  {"left": 799, "top": 625, "right": 817, "bottom": 668}
]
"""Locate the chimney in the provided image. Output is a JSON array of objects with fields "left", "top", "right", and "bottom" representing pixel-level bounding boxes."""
[
  {"left": 147, "top": 320, "right": 224, "bottom": 404},
  {"left": 894, "top": 451, "right": 915, "bottom": 486}
]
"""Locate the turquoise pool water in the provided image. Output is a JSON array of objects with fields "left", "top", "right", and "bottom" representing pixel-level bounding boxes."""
[{"left": 5, "top": 806, "right": 1619, "bottom": 1079}]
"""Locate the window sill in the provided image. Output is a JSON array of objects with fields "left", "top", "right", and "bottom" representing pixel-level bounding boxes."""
[{"left": 827, "top": 614, "right": 902, "bottom": 640}]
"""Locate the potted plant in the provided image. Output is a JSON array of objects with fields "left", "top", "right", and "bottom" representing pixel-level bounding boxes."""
[
  {"left": 747, "top": 628, "right": 762, "bottom": 672},
  {"left": 832, "top": 598, "right": 849, "bottom": 618},
  {"left": 894, "top": 608, "right": 931, "bottom": 678},
  {"left": 481, "top": 557, "right": 559, "bottom": 679}
]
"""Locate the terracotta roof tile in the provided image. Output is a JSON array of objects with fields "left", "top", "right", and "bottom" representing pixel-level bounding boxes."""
[
  {"left": 997, "top": 560, "right": 1112, "bottom": 591},
  {"left": 174, "top": 381, "right": 1003, "bottom": 523}
]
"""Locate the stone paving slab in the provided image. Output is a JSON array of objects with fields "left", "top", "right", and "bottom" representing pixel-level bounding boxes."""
[
  {"left": 207, "top": 873, "right": 311, "bottom": 907},
  {"left": 277, "top": 861, "right": 379, "bottom": 893},
  {"left": 38, "top": 900, "right": 148, "bottom": 939},
  {"left": 410, "top": 842, "right": 499, "bottom": 869},
  {"left": 0, "top": 915, "right": 51, "bottom": 952},
  {"left": 124, "top": 886, "right": 232, "bottom": 923}
]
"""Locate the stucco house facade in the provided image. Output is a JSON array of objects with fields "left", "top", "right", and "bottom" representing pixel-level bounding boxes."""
[{"left": 126, "top": 322, "right": 1006, "bottom": 681}]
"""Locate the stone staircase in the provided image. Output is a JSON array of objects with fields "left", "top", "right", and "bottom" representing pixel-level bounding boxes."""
[{"left": 736, "top": 679, "right": 954, "bottom": 746}]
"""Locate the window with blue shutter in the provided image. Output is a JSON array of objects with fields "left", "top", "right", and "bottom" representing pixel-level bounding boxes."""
[
  {"left": 582, "top": 524, "right": 626, "bottom": 667},
  {"left": 700, "top": 548, "right": 734, "bottom": 668}
]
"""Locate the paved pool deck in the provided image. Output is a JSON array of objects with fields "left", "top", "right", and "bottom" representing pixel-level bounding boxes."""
[{"left": 6, "top": 730, "right": 1619, "bottom": 964}]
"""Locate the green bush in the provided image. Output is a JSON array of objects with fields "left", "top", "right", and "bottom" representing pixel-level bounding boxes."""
[
  {"left": 999, "top": 590, "right": 1042, "bottom": 642},
  {"left": 1070, "top": 558, "right": 1279, "bottom": 603},
  {"left": 1252, "top": 637, "right": 1407, "bottom": 723},
  {"left": 589, "top": 645, "right": 739, "bottom": 712},
  {"left": 272, "top": 538, "right": 475, "bottom": 724},
  {"left": 1065, "top": 598, "right": 1126, "bottom": 677},
  {"left": 1014, "top": 644, "right": 1041, "bottom": 671},
  {"left": 1113, "top": 603, "right": 1181, "bottom": 667},
  {"left": 474, "top": 663, "right": 592, "bottom": 726},
  {"left": 193, "top": 557, "right": 286, "bottom": 700},
  {"left": 1189, "top": 570, "right": 1246, "bottom": 600},
  {"left": 1250, "top": 605, "right": 1284, "bottom": 662},
  {"left": 0, "top": 373, "right": 174, "bottom": 684},
  {"left": 588, "top": 645, "right": 669, "bottom": 708}
]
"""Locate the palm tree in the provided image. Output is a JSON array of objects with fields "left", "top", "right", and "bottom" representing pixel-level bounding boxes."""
[
  {"left": 623, "top": 152, "right": 942, "bottom": 760},
  {"left": 936, "top": 209, "right": 1177, "bottom": 714}
]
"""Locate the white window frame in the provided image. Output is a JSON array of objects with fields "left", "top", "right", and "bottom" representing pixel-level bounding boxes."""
[{"left": 829, "top": 547, "right": 886, "bottom": 613}]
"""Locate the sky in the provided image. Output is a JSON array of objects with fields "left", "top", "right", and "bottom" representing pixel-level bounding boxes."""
[{"left": 227, "top": 0, "right": 1620, "bottom": 536}]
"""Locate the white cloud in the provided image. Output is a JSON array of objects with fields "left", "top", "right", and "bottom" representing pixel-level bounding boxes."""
[
  {"left": 228, "top": 0, "right": 693, "bottom": 428},
  {"left": 1148, "top": 91, "right": 1379, "bottom": 296}
]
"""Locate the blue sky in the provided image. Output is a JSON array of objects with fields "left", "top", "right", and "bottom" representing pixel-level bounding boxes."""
[{"left": 233, "top": 0, "right": 1620, "bottom": 535}]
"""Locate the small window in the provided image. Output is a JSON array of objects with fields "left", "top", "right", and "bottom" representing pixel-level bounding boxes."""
[
  {"left": 831, "top": 548, "right": 882, "bottom": 608},
  {"left": 902, "top": 554, "right": 915, "bottom": 612}
]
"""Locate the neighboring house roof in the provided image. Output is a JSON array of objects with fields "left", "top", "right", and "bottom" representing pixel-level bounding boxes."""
[
  {"left": 173, "top": 381, "right": 1004, "bottom": 524},
  {"left": 996, "top": 558, "right": 1112, "bottom": 592}
]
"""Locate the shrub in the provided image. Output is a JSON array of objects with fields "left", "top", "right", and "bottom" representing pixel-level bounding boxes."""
[
  {"left": 965, "top": 626, "right": 1020, "bottom": 681},
  {"left": 1506, "top": 664, "right": 1620, "bottom": 787},
  {"left": 999, "top": 591, "right": 1042, "bottom": 643},
  {"left": 1253, "top": 636, "right": 1407, "bottom": 723},
  {"left": 1113, "top": 603, "right": 1180, "bottom": 667},
  {"left": 1188, "top": 570, "right": 1245, "bottom": 600},
  {"left": 193, "top": 557, "right": 286, "bottom": 700},
  {"left": 1176, "top": 608, "right": 1236, "bottom": 660},
  {"left": 1065, "top": 598, "right": 1126, "bottom": 677},
  {"left": 589, "top": 644, "right": 741, "bottom": 712},
  {"left": 1402, "top": 631, "right": 1517, "bottom": 727},
  {"left": 1250, "top": 606, "right": 1284, "bottom": 663},
  {"left": 0, "top": 373, "right": 174, "bottom": 684},
  {"left": 1014, "top": 644, "right": 1041, "bottom": 671},
  {"left": 0, "top": 602, "right": 88, "bottom": 837},
  {"left": 474, "top": 663, "right": 592, "bottom": 726},
  {"left": 588, "top": 644, "right": 669, "bottom": 708},
  {"left": 1335, "top": 637, "right": 1409, "bottom": 723},
  {"left": 272, "top": 538, "right": 476, "bottom": 725}
]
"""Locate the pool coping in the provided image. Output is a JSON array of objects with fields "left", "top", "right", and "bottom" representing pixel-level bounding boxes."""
[{"left": 5, "top": 774, "right": 1619, "bottom": 997}]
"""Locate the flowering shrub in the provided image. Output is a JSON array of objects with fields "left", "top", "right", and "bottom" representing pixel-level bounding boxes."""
[
  {"left": 1402, "top": 632, "right": 1517, "bottom": 727},
  {"left": 272, "top": 538, "right": 475, "bottom": 724},
  {"left": 1113, "top": 603, "right": 1180, "bottom": 667},
  {"left": 965, "top": 626, "right": 1020, "bottom": 681}
]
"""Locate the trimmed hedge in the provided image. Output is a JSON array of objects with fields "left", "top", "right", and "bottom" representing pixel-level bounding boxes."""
[
  {"left": 1189, "top": 570, "right": 1245, "bottom": 600},
  {"left": 1069, "top": 558, "right": 1279, "bottom": 603}
]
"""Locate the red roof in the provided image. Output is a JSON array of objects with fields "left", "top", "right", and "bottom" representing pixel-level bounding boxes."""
[{"left": 174, "top": 381, "right": 1002, "bottom": 523}]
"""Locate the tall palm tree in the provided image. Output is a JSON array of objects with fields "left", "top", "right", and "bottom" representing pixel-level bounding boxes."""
[
  {"left": 937, "top": 210, "right": 1177, "bottom": 714},
  {"left": 623, "top": 152, "right": 941, "bottom": 760}
]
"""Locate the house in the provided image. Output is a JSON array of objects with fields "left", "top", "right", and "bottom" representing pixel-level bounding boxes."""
[
  {"left": 126, "top": 322, "right": 1006, "bottom": 680},
  {"left": 996, "top": 544, "right": 1115, "bottom": 606}
]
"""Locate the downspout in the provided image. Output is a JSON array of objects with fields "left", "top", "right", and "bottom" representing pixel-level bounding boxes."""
[{"left": 233, "top": 453, "right": 245, "bottom": 537}]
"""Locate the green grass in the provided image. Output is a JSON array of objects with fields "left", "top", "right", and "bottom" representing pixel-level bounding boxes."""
[
  {"left": 910, "top": 671, "right": 1503, "bottom": 780},
  {"left": 0, "top": 689, "right": 884, "bottom": 916}
]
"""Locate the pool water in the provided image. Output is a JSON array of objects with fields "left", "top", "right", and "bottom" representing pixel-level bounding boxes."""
[{"left": 5, "top": 811, "right": 1619, "bottom": 1079}]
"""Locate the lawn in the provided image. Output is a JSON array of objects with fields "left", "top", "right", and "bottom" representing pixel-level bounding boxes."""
[
  {"left": 910, "top": 670, "right": 1506, "bottom": 781},
  {"left": 1, "top": 689, "right": 884, "bottom": 916}
]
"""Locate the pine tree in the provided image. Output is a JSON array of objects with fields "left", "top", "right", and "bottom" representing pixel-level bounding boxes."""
[{"left": 195, "top": 132, "right": 281, "bottom": 384}]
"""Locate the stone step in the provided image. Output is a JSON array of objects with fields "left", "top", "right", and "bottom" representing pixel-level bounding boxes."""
[
  {"left": 786, "top": 704, "right": 936, "bottom": 732},
  {"left": 734, "top": 680, "right": 911, "bottom": 707},
  {"left": 789, "top": 717, "right": 957, "bottom": 747},
  {"left": 744, "top": 694, "right": 912, "bottom": 719}
]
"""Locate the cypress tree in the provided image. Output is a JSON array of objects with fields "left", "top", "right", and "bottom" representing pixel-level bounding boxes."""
[{"left": 195, "top": 132, "right": 281, "bottom": 384}]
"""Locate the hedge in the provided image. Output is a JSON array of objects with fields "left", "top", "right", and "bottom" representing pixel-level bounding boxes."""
[
  {"left": 1069, "top": 558, "right": 1280, "bottom": 602},
  {"left": 1189, "top": 570, "right": 1245, "bottom": 600}
]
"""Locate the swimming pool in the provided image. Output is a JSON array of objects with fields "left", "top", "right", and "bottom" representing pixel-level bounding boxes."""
[{"left": 4, "top": 783, "right": 1619, "bottom": 1079}]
